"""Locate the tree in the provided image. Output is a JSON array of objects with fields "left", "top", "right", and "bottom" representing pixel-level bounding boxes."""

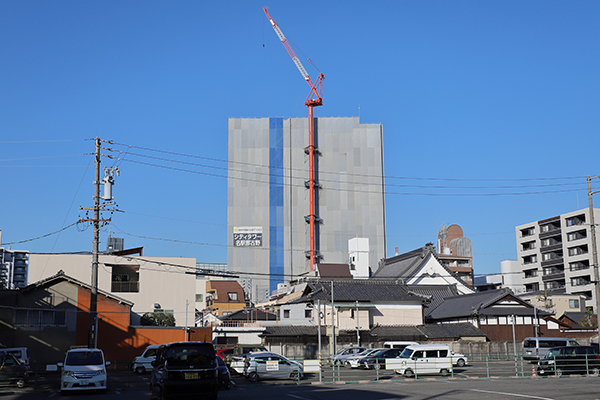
[{"left": 141, "top": 311, "right": 176, "bottom": 327}]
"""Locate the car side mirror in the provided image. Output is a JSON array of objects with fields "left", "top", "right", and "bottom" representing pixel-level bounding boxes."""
[
  {"left": 105, "top": 361, "right": 111, "bottom": 366},
  {"left": 57, "top": 362, "right": 63, "bottom": 368}
]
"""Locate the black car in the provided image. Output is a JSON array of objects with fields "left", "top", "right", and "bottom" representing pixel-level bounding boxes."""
[
  {"left": 360, "top": 348, "right": 402, "bottom": 369},
  {"left": 0, "top": 351, "right": 29, "bottom": 388},
  {"left": 537, "top": 345, "right": 600, "bottom": 376},
  {"left": 150, "top": 342, "right": 218, "bottom": 400},
  {"left": 216, "top": 356, "right": 232, "bottom": 390}
]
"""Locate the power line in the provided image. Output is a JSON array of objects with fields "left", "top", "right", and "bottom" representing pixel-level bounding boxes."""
[{"left": 0, "top": 221, "right": 81, "bottom": 246}]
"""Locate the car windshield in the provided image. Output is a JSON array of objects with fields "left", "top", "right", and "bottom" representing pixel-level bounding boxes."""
[
  {"left": 66, "top": 351, "right": 103, "bottom": 366},
  {"left": 544, "top": 348, "right": 562, "bottom": 358},
  {"left": 165, "top": 344, "right": 215, "bottom": 367},
  {"left": 399, "top": 348, "right": 413, "bottom": 359}
]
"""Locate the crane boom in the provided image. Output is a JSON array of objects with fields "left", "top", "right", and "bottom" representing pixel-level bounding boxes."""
[
  {"left": 263, "top": 6, "right": 324, "bottom": 273},
  {"left": 263, "top": 7, "right": 324, "bottom": 106}
]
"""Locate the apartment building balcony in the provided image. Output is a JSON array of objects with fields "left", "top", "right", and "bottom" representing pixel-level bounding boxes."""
[
  {"left": 540, "top": 243, "right": 562, "bottom": 252},
  {"left": 541, "top": 257, "right": 564, "bottom": 267},
  {"left": 542, "top": 270, "right": 565, "bottom": 282}
]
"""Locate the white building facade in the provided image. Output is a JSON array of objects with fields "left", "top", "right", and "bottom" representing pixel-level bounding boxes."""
[{"left": 515, "top": 208, "right": 600, "bottom": 312}]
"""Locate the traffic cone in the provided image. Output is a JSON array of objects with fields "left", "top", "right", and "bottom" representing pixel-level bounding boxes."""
[{"left": 532, "top": 365, "right": 537, "bottom": 377}]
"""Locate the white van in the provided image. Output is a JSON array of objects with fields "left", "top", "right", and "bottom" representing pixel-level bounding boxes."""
[
  {"left": 1, "top": 348, "right": 28, "bottom": 366},
  {"left": 131, "top": 344, "right": 160, "bottom": 374},
  {"left": 394, "top": 344, "right": 453, "bottom": 377},
  {"left": 383, "top": 341, "right": 419, "bottom": 350},
  {"left": 523, "top": 337, "right": 580, "bottom": 361}
]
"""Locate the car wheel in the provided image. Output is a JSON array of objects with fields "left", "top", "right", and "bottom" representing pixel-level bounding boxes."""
[
  {"left": 440, "top": 369, "right": 450, "bottom": 376},
  {"left": 404, "top": 369, "right": 414, "bottom": 378},
  {"left": 15, "top": 379, "right": 25, "bottom": 389},
  {"left": 290, "top": 371, "right": 300, "bottom": 380},
  {"left": 247, "top": 372, "right": 258, "bottom": 382},
  {"left": 135, "top": 366, "right": 145, "bottom": 374},
  {"left": 457, "top": 359, "right": 465, "bottom": 367},
  {"left": 555, "top": 368, "right": 563, "bottom": 377}
]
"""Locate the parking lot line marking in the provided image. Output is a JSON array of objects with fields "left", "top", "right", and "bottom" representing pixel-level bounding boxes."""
[
  {"left": 470, "top": 389, "right": 555, "bottom": 400},
  {"left": 288, "top": 394, "right": 311, "bottom": 400}
]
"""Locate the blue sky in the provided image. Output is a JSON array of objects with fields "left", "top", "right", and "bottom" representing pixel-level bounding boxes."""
[{"left": 1, "top": 1, "right": 599, "bottom": 279}]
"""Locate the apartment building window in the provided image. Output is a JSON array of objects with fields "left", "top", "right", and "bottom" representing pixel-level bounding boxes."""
[
  {"left": 566, "top": 215, "right": 585, "bottom": 226},
  {"left": 540, "top": 224, "right": 551, "bottom": 233},
  {"left": 568, "top": 245, "right": 588, "bottom": 256},
  {"left": 544, "top": 282, "right": 562, "bottom": 290},
  {"left": 525, "top": 282, "right": 539, "bottom": 292},
  {"left": 570, "top": 261, "right": 590, "bottom": 271},
  {"left": 521, "top": 227, "right": 535, "bottom": 237},
  {"left": 524, "top": 269, "right": 538, "bottom": 279},
  {"left": 523, "top": 254, "right": 537, "bottom": 265},
  {"left": 569, "top": 299, "right": 580, "bottom": 309},
  {"left": 567, "top": 230, "right": 586, "bottom": 242},
  {"left": 571, "top": 276, "right": 590, "bottom": 286},
  {"left": 522, "top": 241, "right": 536, "bottom": 251}
]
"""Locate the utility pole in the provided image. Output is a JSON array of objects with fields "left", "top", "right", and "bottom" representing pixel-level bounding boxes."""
[
  {"left": 88, "top": 138, "right": 101, "bottom": 349},
  {"left": 587, "top": 175, "right": 600, "bottom": 322},
  {"left": 80, "top": 138, "right": 118, "bottom": 349}
]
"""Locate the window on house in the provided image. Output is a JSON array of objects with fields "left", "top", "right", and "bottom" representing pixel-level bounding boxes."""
[
  {"left": 196, "top": 294, "right": 203, "bottom": 302},
  {"left": 15, "top": 308, "right": 67, "bottom": 328},
  {"left": 228, "top": 292, "right": 238, "bottom": 301},
  {"left": 283, "top": 310, "right": 290, "bottom": 318},
  {"left": 305, "top": 309, "right": 312, "bottom": 318},
  {"left": 569, "top": 299, "right": 580, "bottom": 309},
  {"left": 109, "top": 264, "right": 140, "bottom": 293}
]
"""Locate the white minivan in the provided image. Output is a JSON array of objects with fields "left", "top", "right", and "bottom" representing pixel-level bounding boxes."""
[
  {"left": 523, "top": 337, "right": 580, "bottom": 361},
  {"left": 58, "top": 348, "right": 110, "bottom": 393},
  {"left": 131, "top": 344, "right": 160, "bottom": 374},
  {"left": 394, "top": 344, "right": 453, "bottom": 377}
]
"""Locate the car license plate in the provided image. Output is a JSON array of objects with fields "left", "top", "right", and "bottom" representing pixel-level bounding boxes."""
[
  {"left": 79, "top": 380, "right": 89, "bottom": 385},
  {"left": 185, "top": 372, "right": 198, "bottom": 380}
]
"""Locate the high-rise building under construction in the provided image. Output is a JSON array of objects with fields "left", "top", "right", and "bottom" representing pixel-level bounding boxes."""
[{"left": 228, "top": 116, "right": 386, "bottom": 303}]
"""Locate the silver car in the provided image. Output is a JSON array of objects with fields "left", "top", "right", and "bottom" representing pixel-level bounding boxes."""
[{"left": 243, "top": 352, "right": 303, "bottom": 382}]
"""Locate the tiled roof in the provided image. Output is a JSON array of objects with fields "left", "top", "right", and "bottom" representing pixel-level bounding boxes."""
[
  {"left": 22, "top": 270, "right": 134, "bottom": 306},
  {"left": 370, "top": 323, "right": 486, "bottom": 340},
  {"left": 219, "top": 309, "right": 277, "bottom": 321},
  {"left": 261, "top": 323, "right": 486, "bottom": 340},
  {"left": 406, "top": 285, "right": 460, "bottom": 316},
  {"left": 426, "top": 288, "right": 550, "bottom": 321},
  {"left": 317, "top": 263, "right": 352, "bottom": 278},
  {"left": 298, "top": 279, "right": 430, "bottom": 303},
  {"left": 372, "top": 243, "right": 472, "bottom": 290}
]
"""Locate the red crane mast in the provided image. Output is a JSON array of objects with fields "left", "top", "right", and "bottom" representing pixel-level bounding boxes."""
[{"left": 263, "top": 7, "right": 324, "bottom": 271}]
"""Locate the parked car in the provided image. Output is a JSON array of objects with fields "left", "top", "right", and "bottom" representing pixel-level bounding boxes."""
[
  {"left": 150, "top": 341, "right": 218, "bottom": 400},
  {"left": 0, "top": 347, "right": 29, "bottom": 366},
  {"left": 383, "top": 341, "right": 419, "bottom": 350},
  {"left": 523, "top": 337, "right": 579, "bottom": 361},
  {"left": 0, "top": 351, "right": 29, "bottom": 388},
  {"left": 58, "top": 348, "right": 110, "bottom": 393},
  {"left": 243, "top": 351, "right": 303, "bottom": 382},
  {"left": 216, "top": 356, "right": 232, "bottom": 389},
  {"left": 131, "top": 344, "right": 160, "bottom": 374},
  {"left": 347, "top": 348, "right": 384, "bottom": 368},
  {"left": 450, "top": 351, "right": 468, "bottom": 367},
  {"left": 331, "top": 346, "right": 367, "bottom": 366},
  {"left": 394, "top": 344, "right": 453, "bottom": 377},
  {"left": 360, "top": 348, "right": 402, "bottom": 369},
  {"left": 228, "top": 344, "right": 268, "bottom": 374},
  {"left": 216, "top": 347, "right": 234, "bottom": 361},
  {"left": 537, "top": 346, "right": 600, "bottom": 376}
]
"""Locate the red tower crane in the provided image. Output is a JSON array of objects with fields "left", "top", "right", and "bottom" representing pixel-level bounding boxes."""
[{"left": 263, "top": 7, "right": 324, "bottom": 271}]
